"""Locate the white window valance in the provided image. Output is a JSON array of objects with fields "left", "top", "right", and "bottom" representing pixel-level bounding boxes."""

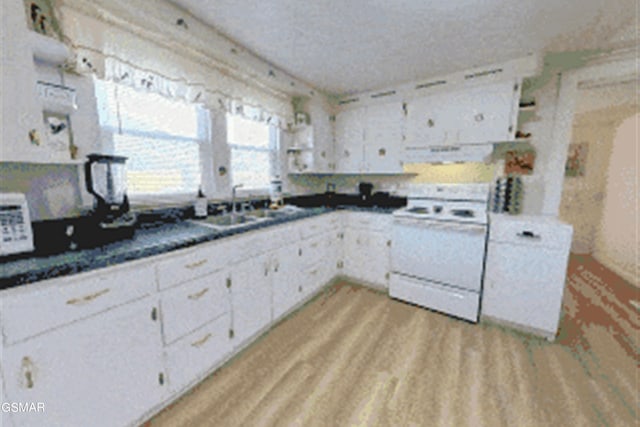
[{"left": 57, "top": 2, "right": 293, "bottom": 128}]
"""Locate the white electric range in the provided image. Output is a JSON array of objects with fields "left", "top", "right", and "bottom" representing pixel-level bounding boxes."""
[{"left": 390, "top": 184, "right": 490, "bottom": 322}]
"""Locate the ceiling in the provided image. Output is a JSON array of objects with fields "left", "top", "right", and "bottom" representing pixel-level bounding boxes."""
[{"left": 170, "top": 0, "right": 637, "bottom": 96}]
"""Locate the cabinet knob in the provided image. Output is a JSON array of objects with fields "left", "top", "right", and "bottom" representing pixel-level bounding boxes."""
[
  {"left": 151, "top": 307, "right": 158, "bottom": 321},
  {"left": 298, "top": 285, "right": 303, "bottom": 293},
  {"left": 475, "top": 113, "right": 484, "bottom": 122},
  {"left": 298, "top": 248, "right": 302, "bottom": 256},
  {"left": 427, "top": 118, "right": 435, "bottom": 128},
  {"left": 229, "top": 329, "right": 234, "bottom": 339},
  {"left": 226, "top": 277, "right": 232, "bottom": 288},
  {"left": 387, "top": 240, "right": 392, "bottom": 247},
  {"left": 158, "top": 372, "right": 165, "bottom": 386}
]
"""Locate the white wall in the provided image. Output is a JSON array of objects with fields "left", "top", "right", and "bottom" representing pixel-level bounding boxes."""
[
  {"left": 559, "top": 113, "right": 619, "bottom": 253},
  {"left": 593, "top": 114, "right": 639, "bottom": 286}
]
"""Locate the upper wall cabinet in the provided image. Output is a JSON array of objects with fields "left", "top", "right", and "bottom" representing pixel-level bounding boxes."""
[
  {"left": 334, "top": 103, "right": 404, "bottom": 174},
  {"left": 2, "top": 0, "right": 79, "bottom": 164},
  {"left": 404, "top": 80, "right": 520, "bottom": 148}
]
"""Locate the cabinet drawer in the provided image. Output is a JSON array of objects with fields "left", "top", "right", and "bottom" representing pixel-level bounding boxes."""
[
  {"left": 489, "top": 216, "right": 572, "bottom": 249},
  {"left": 297, "top": 235, "right": 327, "bottom": 268},
  {"left": 299, "top": 216, "right": 333, "bottom": 239},
  {"left": 160, "top": 270, "right": 229, "bottom": 345},
  {"left": 156, "top": 245, "right": 224, "bottom": 290},
  {"left": 165, "top": 313, "right": 232, "bottom": 394},
  {"left": 2, "top": 262, "right": 156, "bottom": 344},
  {"left": 346, "top": 212, "right": 392, "bottom": 231}
]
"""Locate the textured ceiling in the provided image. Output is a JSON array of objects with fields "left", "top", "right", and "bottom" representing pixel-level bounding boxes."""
[{"left": 170, "top": 0, "right": 637, "bottom": 95}]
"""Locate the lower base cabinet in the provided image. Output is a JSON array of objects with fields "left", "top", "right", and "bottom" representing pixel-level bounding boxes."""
[
  {"left": 164, "top": 313, "right": 232, "bottom": 394},
  {"left": 230, "top": 254, "right": 273, "bottom": 346},
  {"left": 2, "top": 297, "right": 167, "bottom": 427},
  {"left": 343, "top": 228, "right": 390, "bottom": 288}
]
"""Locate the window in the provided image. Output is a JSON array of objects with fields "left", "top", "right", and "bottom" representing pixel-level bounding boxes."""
[
  {"left": 95, "top": 80, "right": 210, "bottom": 202},
  {"left": 227, "top": 114, "right": 279, "bottom": 191}
]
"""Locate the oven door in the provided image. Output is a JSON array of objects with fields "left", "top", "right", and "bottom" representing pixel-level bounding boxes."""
[{"left": 391, "top": 216, "right": 487, "bottom": 292}]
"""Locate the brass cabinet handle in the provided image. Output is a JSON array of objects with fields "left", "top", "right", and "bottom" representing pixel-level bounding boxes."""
[
  {"left": 187, "top": 288, "right": 209, "bottom": 300},
  {"left": 151, "top": 307, "right": 158, "bottom": 321},
  {"left": 66, "top": 288, "right": 110, "bottom": 306},
  {"left": 191, "top": 333, "right": 212, "bottom": 348},
  {"left": 158, "top": 372, "right": 165, "bottom": 386},
  {"left": 185, "top": 259, "right": 207, "bottom": 269},
  {"left": 22, "top": 357, "right": 34, "bottom": 389}
]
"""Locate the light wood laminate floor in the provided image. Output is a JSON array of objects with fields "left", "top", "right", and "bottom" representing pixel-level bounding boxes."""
[{"left": 147, "top": 255, "right": 638, "bottom": 426}]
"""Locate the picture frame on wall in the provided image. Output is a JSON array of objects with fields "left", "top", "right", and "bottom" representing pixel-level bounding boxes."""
[
  {"left": 504, "top": 149, "right": 535, "bottom": 175},
  {"left": 23, "top": 0, "right": 61, "bottom": 39}
]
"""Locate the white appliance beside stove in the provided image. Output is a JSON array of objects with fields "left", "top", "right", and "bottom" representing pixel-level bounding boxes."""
[{"left": 390, "top": 184, "right": 490, "bottom": 322}]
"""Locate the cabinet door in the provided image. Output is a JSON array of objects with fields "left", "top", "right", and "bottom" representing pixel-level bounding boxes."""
[
  {"left": 342, "top": 228, "right": 367, "bottom": 280},
  {"left": 1, "top": 366, "right": 16, "bottom": 427},
  {"left": 164, "top": 313, "right": 232, "bottom": 394},
  {"left": 363, "top": 103, "right": 404, "bottom": 173},
  {"left": 343, "top": 228, "right": 390, "bottom": 288},
  {"left": 335, "top": 108, "right": 364, "bottom": 173},
  {"left": 455, "top": 81, "right": 518, "bottom": 144},
  {"left": 405, "top": 93, "right": 447, "bottom": 148},
  {"left": 230, "top": 254, "right": 272, "bottom": 345},
  {"left": 359, "top": 231, "right": 391, "bottom": 288},
  {"left": 483, "top": 243, "right": 568, "bottom": 335},
  {"left": 272, "top": 243, "right": 302, "bottom": 320},
  {"left": 2, "top": 297, "right": 166, "bottom": 427}
]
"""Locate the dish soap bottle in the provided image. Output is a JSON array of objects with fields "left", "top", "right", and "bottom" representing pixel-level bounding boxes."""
[{"left": 194, "top": 187, "right": 207, "bottom": 218}]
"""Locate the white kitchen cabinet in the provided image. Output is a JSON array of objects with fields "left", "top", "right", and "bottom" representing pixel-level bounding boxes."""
[
  {"left": 363, "top": 102, "right": 404, "bottom": 173},
  {"left": 1, "top": 0, "right": 74, "bottom": 163},
  {"left": 1, "top": 364, "right": 16, "bottom": 427},
  {"left": 272, "top": 242, "right": 304, "bottom": 320},
  {"left": 229, "top": 254, "right": 273, "bottom": 346},
  {"left": 404, "top": 81, "right": 519, "bottom": 149},
  {"left": 342, "top": 228, "right": 391, "bottom": 289},
  {"left": 2, "top": 297, "right": 167, "bottom": 427},
  {"left": 404, "top": 92, "right": 450, "bottom": 148},
  {"left": 453, "top": 81, "right": 519, "bottom": 143},
  {"left": 482, "top": 216, "right": 573, "bottom": 339},
  {"left": 2, "top": 260, "right": 156, "bottom": 345},
  {"left": 335, "top": 103, "right": 404, "bottom": 173},
  {"left": 341, "top": 212, "right": 392, "bottom": 290},
  {"left": 160, "top": 269, "right": 230, "bottom": 345},
  {"left": 164, "top": 312, "right": 232, "bottom": 394},
  {"left": 334, "top": 107, "right": 365, "bottom": 173}
]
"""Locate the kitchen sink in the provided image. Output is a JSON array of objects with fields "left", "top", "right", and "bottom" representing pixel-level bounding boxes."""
[
  {"left": 246, "top": 205, "right": 302, "bottom": 219},
  {"left": 190, "top": 206, "right": 302, "bottom": 231},
  {"left": 191, "top": 213, "right": 265, "bottom": 230}
]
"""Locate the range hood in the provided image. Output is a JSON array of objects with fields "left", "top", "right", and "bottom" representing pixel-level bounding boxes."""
[{"left": 404, "top": 144, "right": 493, "bottom": 164}]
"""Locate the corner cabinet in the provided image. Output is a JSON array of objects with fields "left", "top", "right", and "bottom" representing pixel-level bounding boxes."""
[
  {"left": 2, "top": 297, "right": 167, "bottom": 427},
  {"left": 334, "top": 103, "right": 404, "bottom": 174}
]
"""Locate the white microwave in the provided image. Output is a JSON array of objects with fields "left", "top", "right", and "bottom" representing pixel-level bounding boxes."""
[{"left": 0, "top": 193, "right": 34, "bottom": 256}]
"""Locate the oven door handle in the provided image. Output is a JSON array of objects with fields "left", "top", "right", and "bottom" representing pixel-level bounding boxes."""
[{"left": 393, "top": 217, "right": 486, "bottom": 233}]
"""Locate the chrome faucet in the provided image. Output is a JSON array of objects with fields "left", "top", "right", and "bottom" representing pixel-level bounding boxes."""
[{"left": 231, "top": 184, "right": 243, "bottom": 217}]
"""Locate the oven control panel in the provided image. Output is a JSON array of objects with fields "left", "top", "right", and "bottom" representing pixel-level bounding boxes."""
[{"left": 0, "top": 193, "right": 34, "bottom": 256}]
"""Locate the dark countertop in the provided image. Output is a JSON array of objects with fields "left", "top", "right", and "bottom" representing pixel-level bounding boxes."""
[{"left": 0, "top": 203, "right": 400, "bottom": 291}]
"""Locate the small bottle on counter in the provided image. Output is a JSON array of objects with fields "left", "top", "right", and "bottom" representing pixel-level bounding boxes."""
[{"left": 194, "top": 187, "right": 208, "bottom": 218}]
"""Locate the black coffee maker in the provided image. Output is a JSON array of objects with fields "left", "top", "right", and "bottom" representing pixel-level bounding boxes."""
[
  {"left": 358, "top": 182, "right": 374, "bottom": 206},
  {"left": 83, "top": 154, "right": 136, "bottom": 244}
]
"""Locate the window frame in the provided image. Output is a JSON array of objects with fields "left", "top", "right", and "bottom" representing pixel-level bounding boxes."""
[
  {"left": 226, "top": 113, "right": 280, "bottom": 196},
  {"left": 95, "top": 80, "right": 214, "bottom": 206}
]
